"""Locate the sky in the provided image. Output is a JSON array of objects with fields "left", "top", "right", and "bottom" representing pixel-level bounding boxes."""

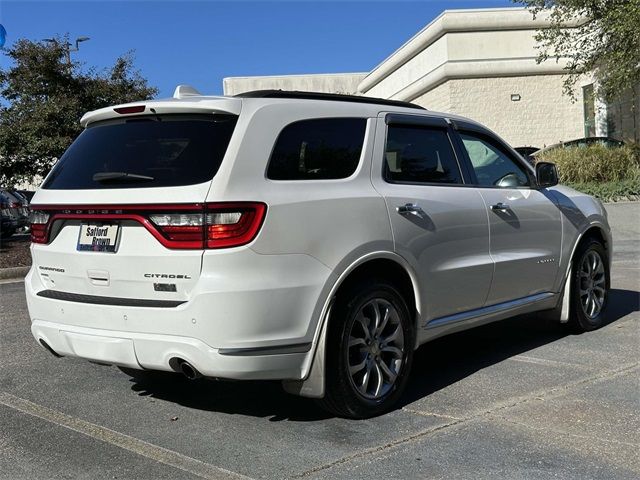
[{"left": 0, "top": 0, "right": 516, "bottom": 98}]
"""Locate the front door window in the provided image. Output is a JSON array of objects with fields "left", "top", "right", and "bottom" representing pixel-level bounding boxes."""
[{"left": 459, "top": 132, "right": 530, "bottom": 188}]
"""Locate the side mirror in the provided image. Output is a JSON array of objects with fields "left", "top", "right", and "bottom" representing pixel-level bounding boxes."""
[{"left": 535, "top": 162, "right": 558, "bottom": 188}]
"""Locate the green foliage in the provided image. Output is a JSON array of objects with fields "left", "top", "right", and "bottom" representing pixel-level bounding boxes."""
[
  {"left": 515, "top": 0, "right": 640, "bottom": 101},
  {"left": 565, "top": 179, "right": 640, "bottom": 203},
  {"left": 0, "top": 37, "right": 158, "bottom": 187},
  {"left": 537, "top": 144, "right": 640, "bottom": 183}
]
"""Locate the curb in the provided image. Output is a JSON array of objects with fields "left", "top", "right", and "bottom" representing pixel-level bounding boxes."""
[{"left": 0, "top": 266, "right": 30, "bottom": 280}]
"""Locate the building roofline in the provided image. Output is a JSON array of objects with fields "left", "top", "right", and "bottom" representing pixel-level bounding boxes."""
[
  {"left": 358, "top": 7, "right": 584, "bottom": 94},
  {"left": 223, "top": 72, "right": 368, "bottom": 81}
]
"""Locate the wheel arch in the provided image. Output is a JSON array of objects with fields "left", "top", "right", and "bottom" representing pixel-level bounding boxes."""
[
  {"left": 556, "top": 222, "right": 611, "bottom": 323},
  {"left": 569, "top": 223, "right": 611, "bottom": 280},
  {"left": 331, "top": 254, "right": 421, "bottom": 326},
  {"left": 282, "top": 251, "right": 421, "bottom": 398}
]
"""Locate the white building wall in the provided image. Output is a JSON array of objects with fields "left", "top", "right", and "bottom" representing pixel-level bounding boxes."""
[
  {"left": 355, "top": 8, "right": 588, "bottom": 146},
  {"left": 445, "top": 75, "right": 584, "bottom": 148},
  {"left": 413, "top": 82, "right": 451, "bottom": 113}
]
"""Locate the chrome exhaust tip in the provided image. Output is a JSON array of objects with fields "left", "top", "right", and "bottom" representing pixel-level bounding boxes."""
[
  {"left": 180, "top": 361, "right": 201, "bottom": 380},
  {"left": 169, "top": 357, "right": 202, "bottom": 380}
]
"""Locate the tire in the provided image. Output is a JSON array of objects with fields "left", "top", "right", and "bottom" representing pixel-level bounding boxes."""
[
  {"left": 568, "top": 238, "right": 609, "bottom": 332},
  {"left": 318, "top": 280, "right": 415, "bottom": 419},
  {"left": 117, "top": 366, "right": 179, "bottom": 383}
]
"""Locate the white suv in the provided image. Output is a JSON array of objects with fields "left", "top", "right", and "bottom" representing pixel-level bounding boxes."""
[{"left": 26, "top": 87, "right": 611, "bottom": 418}]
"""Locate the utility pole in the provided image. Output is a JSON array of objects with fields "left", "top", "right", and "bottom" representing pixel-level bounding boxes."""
[{"left": 43, "top": 36, "right": 90, "bottom": 65}]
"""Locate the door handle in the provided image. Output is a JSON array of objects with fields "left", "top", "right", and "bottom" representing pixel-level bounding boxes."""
[
  {"left": 396, "top": 203, "right": 424, "bottom": 216},
  {"left": 490, "top": 202, "right": 511, "bottom": 211}
]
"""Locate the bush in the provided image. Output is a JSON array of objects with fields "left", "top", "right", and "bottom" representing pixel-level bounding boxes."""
[
  {"left": 537, "top": 144, "right": 640, "bottom": 184},
  {"left": 566, "top": 178, "right": 640, "bottom": 203}
]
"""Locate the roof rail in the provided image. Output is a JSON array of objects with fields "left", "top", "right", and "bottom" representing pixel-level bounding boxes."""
[
  {"left": 173, "top": 85, "right": 202, "bottom": 99},
  {"left": 235, "top": 90, "right": 425, "bottom": 110}
]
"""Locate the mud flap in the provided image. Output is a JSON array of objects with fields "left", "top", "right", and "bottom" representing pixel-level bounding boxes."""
[{"left": 281, "top": 303, "right": 332, "bottom": 398}]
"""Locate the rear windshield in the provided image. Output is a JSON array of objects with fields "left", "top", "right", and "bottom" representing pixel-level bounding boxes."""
[{"left": 43, "top": 114, "right": 237, "bottom": 189}]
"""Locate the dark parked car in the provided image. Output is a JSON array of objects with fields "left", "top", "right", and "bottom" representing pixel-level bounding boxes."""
[
  {"left": 0, "top": 189, "right": 29, "bottom": 239},
  {"left": 514, "top": 146, "right": 540, "bottom": 165},
  {"left": 11, "top": 190, "right": 30, "bottom": 208},
  {"left": 15, "top": 190, "right": 36, "bottom": 202},
  {"left": 1, "top": 206, "right": 18, "bottom": 240},
  {"left": 533, "top": 137, "right": 624, "bottom": 157}
]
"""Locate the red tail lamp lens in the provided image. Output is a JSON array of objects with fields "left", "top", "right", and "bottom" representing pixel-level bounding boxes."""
[
  {"left": 29, "top": 211, "right": 50, "bottom": 244},
  {"left": 205, "top": 203, "right": 267, "bottom": 248}
]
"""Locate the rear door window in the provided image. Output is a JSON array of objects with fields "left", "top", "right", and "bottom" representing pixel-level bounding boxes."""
[
  {"left": 43, "top": 114, "right": 237, "bottom": 189},
  {"left": 267, "top": 118, "right": 367, "bottom": 180}
]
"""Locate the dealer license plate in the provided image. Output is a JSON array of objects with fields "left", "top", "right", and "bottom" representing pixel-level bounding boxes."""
[{"left": 77, "top": 223, "right": 120, "bottom": 252}]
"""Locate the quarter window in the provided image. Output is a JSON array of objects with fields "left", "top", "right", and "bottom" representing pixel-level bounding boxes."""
[
  {"left": 384, "top": 125, "right": 462, "bottom": 184},
  {"left": 267, "top": 118, "right": 367, "bottom": 180},
  {"left": 459, "top": 132, "right": 530, "bottom": 188}
]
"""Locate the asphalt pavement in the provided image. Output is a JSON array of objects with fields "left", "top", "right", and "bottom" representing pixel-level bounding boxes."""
[{"left": 1, "top": 202, "right": 638, "bottom": 479}]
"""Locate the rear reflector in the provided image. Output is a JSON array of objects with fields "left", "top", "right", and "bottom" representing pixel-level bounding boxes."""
[
  {"left": 114, "top": 105, "right": 146, "bottom": 114},
  {"left": 28, "top": 203, "right": 267, "bottom": 249}
]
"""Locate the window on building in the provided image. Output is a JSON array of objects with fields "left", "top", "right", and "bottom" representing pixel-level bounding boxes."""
[
  {"left": 459, "top": 132, "right": 530, "bottom": 188},
  {"left": 583, "top": 84, "right": 597, "bottom": 137},
  {"left": 267, "top": 118, "right": 367, "bottom": 180},
  {"left": 384, "top": 125, "right": 462, "bottom": 184}
]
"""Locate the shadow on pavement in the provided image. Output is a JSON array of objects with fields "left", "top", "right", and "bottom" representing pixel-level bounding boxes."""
[
  {"left": 605, "top": 288, "right": 640, "bottom": 325},
  {"left": 126, "top": 289, "right": 637, "bottom": 420},
  {"left": 402, "top": 288, "right": 637, "bottom": 407},
  {"left": 129, "top": 375, "right": 332, "bottom": 422}
]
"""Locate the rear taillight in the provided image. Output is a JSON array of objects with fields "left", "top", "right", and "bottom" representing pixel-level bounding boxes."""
[
  {"left": 29, "top": 210, "right": 50, "bottom": 243},
  {"left": 28, "top": 203, "right": 267, "bottom": 249},
  {"left": 148, "top": 213, "right": 204, "bottom": 247},
  {"left": 205, "top": 203, "right": 267, "bottom": 248},
  {"left": 148, "top": 203, "right": 267, "bottom": 249}
]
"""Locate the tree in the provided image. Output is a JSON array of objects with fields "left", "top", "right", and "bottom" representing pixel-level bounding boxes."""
[
  {"left": 0, "top": 37, "right": 158, "bottom": 187},
  {"left": 516, "top": 0, "right": 640, "bottom": 101}
]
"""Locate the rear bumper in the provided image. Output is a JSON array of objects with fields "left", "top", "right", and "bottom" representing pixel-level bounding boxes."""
[
  {"left": 31, "top": 319, "right": 308, "bottom": 380},
  {"left": 25, "top": 250, "right": 335, "bottom": 380}
]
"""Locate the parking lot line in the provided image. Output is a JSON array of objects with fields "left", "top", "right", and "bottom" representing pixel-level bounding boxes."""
[
  {"left": 508, "top": 355, "right": 591, "bottom": 369},
  {"left": 291, "top": 361, "right": 639, "bottom": 478},
  {"left": 0, "top": 391, "right": 251, "bottom": 480}
]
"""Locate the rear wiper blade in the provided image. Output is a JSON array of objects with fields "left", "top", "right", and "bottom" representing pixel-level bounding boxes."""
[{"left": 92, "top": 172, "right": 154, "bottom": 182}]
